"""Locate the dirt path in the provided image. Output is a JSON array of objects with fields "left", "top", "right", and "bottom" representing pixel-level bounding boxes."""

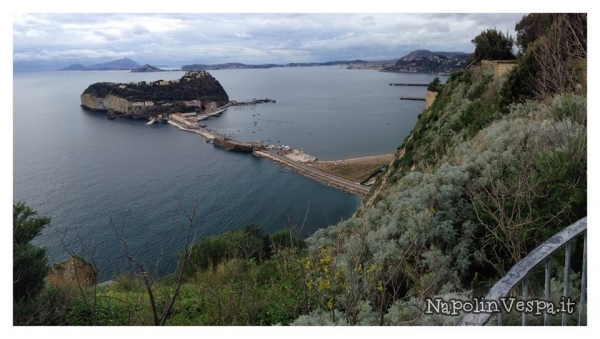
[
  {"left": 313, "top": 154, "right": 394, "bottom": 183},
  {"left": 254, "top": 150, "right": 371, "bottom": 196}
]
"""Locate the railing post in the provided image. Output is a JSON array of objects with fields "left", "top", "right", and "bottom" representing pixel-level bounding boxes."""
[
  {"left": 457, "top": 218, "right": 586, "bottom": 327},
  {"left": 545, "top": 258, "right": 551, "bottom": 326},
  {"left": 562, "top": 242, "right": 572, "bottom": 326},
  {"left": 522, "top": 279, "right": 528, "bottom": 326},
  {"left": 579, "top": 232, "right": 587, "bottom": 325}
]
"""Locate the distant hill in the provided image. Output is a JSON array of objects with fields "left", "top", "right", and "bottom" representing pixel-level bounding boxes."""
[
  {"left": 131, "top": 64, "right": 166, "bottom": 73},
  {"left": 402, "top": 50, "right": 469, "bottom": 58},
  {"left": 382, "top": 50, "right": 471, "bottom": 75},
  {"left": 182, "top": 63, "right": 279, "bottom": 71},
  {"left": 59, "top": 63, "right": 87, "bottom": 71},
  {"left": 58, "top": 58, "right": 141, "bottom": 71},
  {"left": 86, "top": 58, "right": 140, "bottom": 70},
  {"left": 181, "top": 60, "right": 375, "bottom": 71}
]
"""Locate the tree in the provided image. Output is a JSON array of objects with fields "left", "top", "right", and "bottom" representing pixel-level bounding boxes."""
[
  {"left": 515, "top": 13, "right": 557, "bottom": 51},
  {"left": 499, "top": 13, "right": 587, "bottom": 108},
  {"left": 427, "top": 77, "right": 442, "bottom": 92},
  {"left": 13, "top": 202, "right": 51, "bottom": 302},
  {"left": 530, "top": 14, "right": 587, "bottom": 98},
  {"left": 111, "top": 201, "right": 198, "bottom": 325},
  {"left": 470, "top": 28, "right": 516, "bottom": 63}
]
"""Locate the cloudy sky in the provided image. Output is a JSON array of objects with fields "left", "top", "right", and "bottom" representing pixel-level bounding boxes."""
[{"left": 13, "top": 12, "right": 528, "bottom": 70}]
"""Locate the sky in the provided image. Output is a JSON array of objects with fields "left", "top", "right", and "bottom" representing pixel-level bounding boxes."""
[{"left": 13, "top": 12, "right": 526, "bottom": 70}]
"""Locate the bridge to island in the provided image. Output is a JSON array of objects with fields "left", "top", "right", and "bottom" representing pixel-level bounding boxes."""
[{"left": 156, "top": 98, "right": 372, "bottom": 197}]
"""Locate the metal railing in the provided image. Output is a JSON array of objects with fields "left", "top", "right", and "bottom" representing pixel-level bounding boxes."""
[{"left": 458, "top": 217, "right": 587, "bottom": 326}]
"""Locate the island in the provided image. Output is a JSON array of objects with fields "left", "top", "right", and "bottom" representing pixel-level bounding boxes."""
[
  {"left": 80, "top": 70, "right": 229, "bottom": 119},
  {"left": 130, "top": 64, "right": 167, "bottom": 73}
]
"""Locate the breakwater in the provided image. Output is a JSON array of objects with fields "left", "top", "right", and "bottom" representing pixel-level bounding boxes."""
[
  {"left": 230, "top": 98, "right": 276, "bottom": 106},
  {"left": 167, "top": 120, "right": 219, "bottom": 139},
  {"left": 389, "top": 83, "right": 429, "bottom": 86},
  {"left": 213, "top": 138, "right": 253, "bottom": 152},
  {"left": 253, "top": 150, "right": 370, "bottom": 197},
  {"left": 168, "top": 105, "right": 371, "bottom": 196},
  {"left": 399, "top": 96, "right": 426, "bottom": 101},
  {"left": 169, "top": 118, "right": 368, "bottom": 196}
]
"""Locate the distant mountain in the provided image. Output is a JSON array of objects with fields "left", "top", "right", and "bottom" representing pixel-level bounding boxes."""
[
  {"left": 58, "top": 58, "right": 141, "bottom": 71},
  {"left": 182, "top": 63, "right": 279, "bottom": 70},
  {"left": 181, "top": 60, "right": 376, "bottom": 71},
  {"left": 382, "top": 50, "right": 471, "bottom": 75},
  {"left": 86, "top": 58, "right": 141, "bottom": 70},
  {"left": 130, "top": 64, "right": 166, "bottom": 73},
  {"left": 59, "top": 63, "right": 87, "bottom": 71},
  {"left": 402, "top": 50, "right": 469, "bottom": 58}
]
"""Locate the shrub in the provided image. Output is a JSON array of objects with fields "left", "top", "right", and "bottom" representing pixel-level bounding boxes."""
[{"left": 13, "top": 202, "right": 50, "bottom": 303}]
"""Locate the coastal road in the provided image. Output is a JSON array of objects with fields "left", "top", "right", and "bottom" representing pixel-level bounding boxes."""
[{"left": 256, "top": 150, "right": 371, "bottom": 196}]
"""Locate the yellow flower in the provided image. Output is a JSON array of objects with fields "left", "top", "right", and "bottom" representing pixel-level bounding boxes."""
[{"left": 377, "top": 280, "right": 385, "bottom": 292}]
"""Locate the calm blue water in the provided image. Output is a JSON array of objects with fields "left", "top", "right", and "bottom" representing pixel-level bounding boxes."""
[
  {"left": 208, "top": 67, "right": 441, "bottom": 160},
  {"left": 13, "top": 67, "right": 445, "bottom": 281}
]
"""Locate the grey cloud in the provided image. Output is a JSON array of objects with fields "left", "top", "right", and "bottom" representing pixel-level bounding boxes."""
[
  {"left": 13, "top": 13, "right": 527, "bottom": 65},
  {"left": 132, "top": 24, "right": 150, "bottom": 35}
]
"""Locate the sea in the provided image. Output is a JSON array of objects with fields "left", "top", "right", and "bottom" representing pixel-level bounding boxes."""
[{"left": 13, "top": 66, "right": 446, "bottom": 281}]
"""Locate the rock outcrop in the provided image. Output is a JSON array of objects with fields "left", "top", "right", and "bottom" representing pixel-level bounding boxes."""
[
  {"left": 81, "top": 93, "right": 134, "bottom": 114},
  {"left": 425, "top": 90, "right": 438, "bottom": 109},
  {"left": 46, "top": 256, "right": 97, "bottom": 289}
]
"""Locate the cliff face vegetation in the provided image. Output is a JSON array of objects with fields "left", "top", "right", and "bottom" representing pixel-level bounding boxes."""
[
  {"left": 80, "top": 71, "right": 229, "bottom": 116},
  {"left": 16, "top": 14, "right": 586, "bottom": 326}
]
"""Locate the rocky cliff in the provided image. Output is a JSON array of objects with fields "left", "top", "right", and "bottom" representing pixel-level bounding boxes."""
[{"left": 81, "top": 93, "right": 134, "bottom": 114}]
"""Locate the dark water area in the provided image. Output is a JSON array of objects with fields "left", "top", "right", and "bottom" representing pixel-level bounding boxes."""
[{"left": 13, "top": 68, "right": 446, "bottom": 281}]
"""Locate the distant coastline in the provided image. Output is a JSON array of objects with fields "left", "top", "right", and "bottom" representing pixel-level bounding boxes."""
[{"left": 51, "top": 48, "right": 470, "bottom": 75}]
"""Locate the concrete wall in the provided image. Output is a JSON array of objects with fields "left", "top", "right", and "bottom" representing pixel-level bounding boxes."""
[
  {"left": 494, "top": 61, "right": 518, "bottom": 78},
  {"left": 478, "top": 60, "right": 518, "bottom": 78},
  {"left": 425, "top": 90, "right": 438, "bottom": 110}
]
